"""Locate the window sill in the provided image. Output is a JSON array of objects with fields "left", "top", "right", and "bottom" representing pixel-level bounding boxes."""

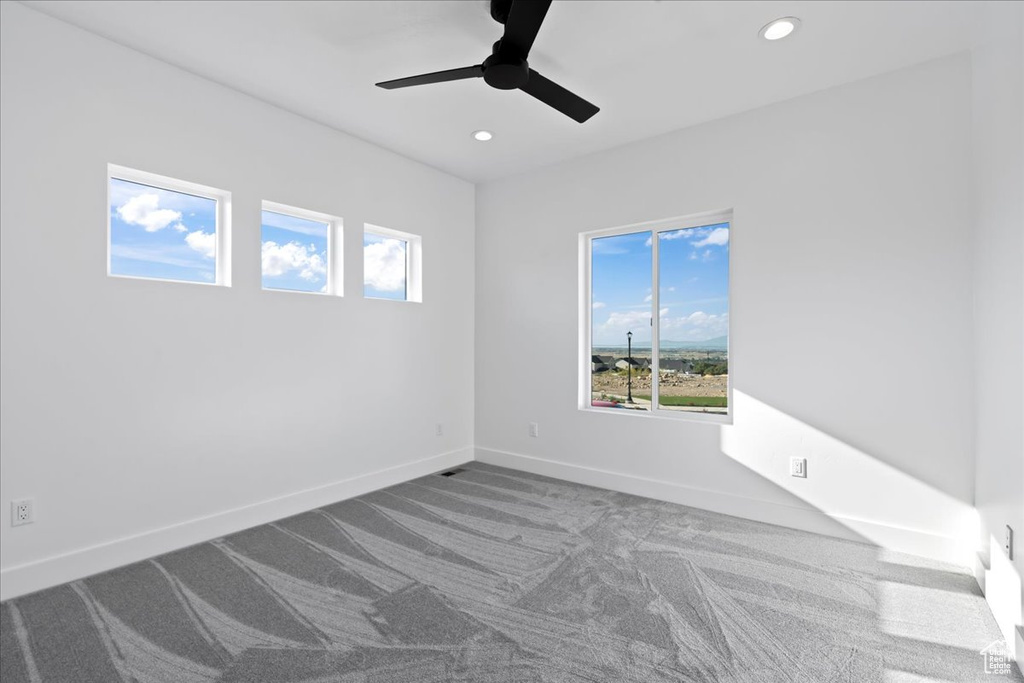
[
  {"left": 580, "top": 404, "right": 732, "bottom": 425},
  {"left": 364, "top": 296, "right": 420, "bottom": 303},
  {"left": 107, "top": 273, "right": 227, "bottom": 287}
]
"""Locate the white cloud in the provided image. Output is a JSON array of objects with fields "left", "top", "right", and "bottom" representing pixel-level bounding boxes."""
[
  {"left": 603, "top": 307, "right": 667, "bottom": 328},
  {"left": 364, "top": 238, "right": 406, "bottom": 291},
  {"left": 685, "top": 311, "right": 708, "bottom": 324},
  {"left": 659, "top": 310, "right": 729, "bottom": 340},
  {"left": 116, "top": 193, "right": 182, "bottom": 232},
  {"left": 691, "top": 227, "right": 729, "bottom": 248},
  {"left": 300, "top": 253, "right": 326, "bottom": 281},
  {"left": 702, "top": 249, "right": 714, "bottom": 261},
  {"left": 592, "top": 301, "right": 606, "bottom": 309},
  {"left": 647, "top": 229, "right": 702, "bottom": 246},
  {"left": 173, "top": 222, "right": 188, "bottom": 233},
  {"left": 689, "top": 252, "right": 698, "bottom": 260},
  {"left": 592, "top": 239, "right": 630, "bottom": 255},
  {"left": 595, "top": 306, "right": 668, "bottom": 345},
  {"left": 261, "top": 240, "right": 325, "bottom": 281},
  {"left": 645, "top": 287, "right": 674, "bottom": 302},
  {"left": 185, "top": 230, "right": 216, "bottom": 259},
  {"left": 604, "top": 309, "right": 652, "bottom": 329}
]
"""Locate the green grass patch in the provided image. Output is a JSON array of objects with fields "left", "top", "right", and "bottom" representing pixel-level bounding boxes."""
[{"left": 636, "top": 395, "right": 728, "bottom": 408}]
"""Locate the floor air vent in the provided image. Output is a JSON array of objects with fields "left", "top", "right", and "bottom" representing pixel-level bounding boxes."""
[{"left": 438, "top": 468, "right": 466, "bottom": 477}]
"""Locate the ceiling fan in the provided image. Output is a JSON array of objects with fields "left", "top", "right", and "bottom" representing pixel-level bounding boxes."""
[{"left": 375, "top": 0, "right": 599, "bottom": 123}]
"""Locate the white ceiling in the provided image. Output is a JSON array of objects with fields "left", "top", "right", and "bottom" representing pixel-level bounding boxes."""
[{"left": 23, "top": 0, "right": 980, "bottom": 183}]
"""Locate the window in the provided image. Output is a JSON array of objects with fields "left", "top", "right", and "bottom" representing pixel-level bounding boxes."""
[
  {"left": 363, "top": 224, "right": 422, "bottom": 302},
  {"left": 583, "top": 212, "right": 731, "bottom": 421},
  {"left": 261, "top": 201, "right": 341, "bottom": 295},
  {"left": 108, "top": 165, "right": 230, "bottom": 285}
]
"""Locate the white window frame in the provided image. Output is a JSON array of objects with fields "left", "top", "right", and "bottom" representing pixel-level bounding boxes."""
[
  {"left": 107, "top": 164, "right": 231, "bottom": 287},
  {"left": 579, "top": 209, "right": 733, "bottom": 424},
  {"left": 363, "top": 223, "right": 422, "bottom": 303},
  {"left": 261, "top": 200, "right": 343, "bottom": 297}
]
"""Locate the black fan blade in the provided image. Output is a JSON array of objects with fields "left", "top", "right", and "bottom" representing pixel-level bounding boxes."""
[
  {"left": 376, "top": 65, "right": 484, "bottom": 90},
  {"left": 501, "top": 0, "right": 551, "bottom": 58},
  {"left": 520, "top": 69, "right": 599, "bottom": 123}
]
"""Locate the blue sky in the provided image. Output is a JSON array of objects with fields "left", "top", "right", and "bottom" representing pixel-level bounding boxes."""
[
  {"left": 592, "top": 222, "right": 729, "bottom": 346},
  {"left": 364, "top": 233, "right": 407, "bottom": 300},
  {"left": 261, "top": 211, "right": 328, "bottom": 293},
  {"left": 109, "top": 178, "right": 218, "bottom": 283}
]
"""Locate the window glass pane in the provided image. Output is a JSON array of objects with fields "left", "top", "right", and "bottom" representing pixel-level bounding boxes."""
[
  {"left": 590, "top": 231, "right": 652, "bottom": 410},
  {"left": 261, "top": 210, "right": 329, "bottom": 293},
  {"left": 364, "top": 233, "right": 407, "bottom": 300},
  {"left": 657, "top": 222, "right": 729, "bottom": 413},
  {"left": 109, "top": 177, "right": 217, "bottom": 283}
]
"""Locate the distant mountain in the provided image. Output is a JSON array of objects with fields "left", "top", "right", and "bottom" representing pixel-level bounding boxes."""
[
  {"left": 660, "top": 336, "right": 728, "bottom": 350},
  {"left": 595, "top": 336, "right": 727, "bottom": 351}
]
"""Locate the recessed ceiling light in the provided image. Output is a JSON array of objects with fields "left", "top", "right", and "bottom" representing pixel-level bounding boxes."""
[
  {"left": 759, "top": 17, "right": 801, "bottom": 41},
  {"left": 472, "top": 130, "right": 493, "bottom": 142}
]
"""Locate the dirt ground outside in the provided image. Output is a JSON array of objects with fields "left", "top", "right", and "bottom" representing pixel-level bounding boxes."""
[{"left": 591, "top": 371, "right": 727, "bottom": 398}]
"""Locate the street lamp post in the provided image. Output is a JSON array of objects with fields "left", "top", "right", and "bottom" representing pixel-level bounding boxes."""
[{"left": 626, "top": 331, "right": 634, "bottom": 404}]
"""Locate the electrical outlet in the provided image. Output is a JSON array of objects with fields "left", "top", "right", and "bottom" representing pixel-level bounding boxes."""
[
  {"left": 789, "top": 457, "right": 807, "bottom": 478},
  {"left": 1007, "top": 526, "right": 1014, "bottom": 561},
  {"left": 11, "top": 498, "right": 33, "bottom": 527},
  {"left": 435, "top": 423, "right": 443, "bottom": 437},
  {"left": 529, "top": 422, "right": 539, "bottom": 438}
]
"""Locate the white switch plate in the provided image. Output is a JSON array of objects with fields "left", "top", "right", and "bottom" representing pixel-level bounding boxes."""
[
  {"left": 529, "top": 422, "right": 539, "bottom": 438},
  {"left": 789, "top": 458, "right": 807, "bottom": 478},
  {"left": 12, "top": 498, "right": 33, "bottom": 526}
]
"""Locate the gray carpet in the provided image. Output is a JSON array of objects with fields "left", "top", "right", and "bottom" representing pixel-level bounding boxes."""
[{"left": 1, "top": 462, "right": 1019, "bottom": 682}]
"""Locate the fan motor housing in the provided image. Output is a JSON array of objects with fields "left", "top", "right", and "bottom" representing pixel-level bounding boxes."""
[
  {"left": 374, "top": 0, "right": 598, "bottom": 123},
  {"left": 483, "top": 54, "right": 529, "bottom": 90},
  {"left": 490, "top": 0, "right": 513, "bottom": 24}
]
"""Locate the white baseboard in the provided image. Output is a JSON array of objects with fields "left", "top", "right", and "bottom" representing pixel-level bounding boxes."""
[
  {"left": 973, "top": 550, "right": 990, "bottom": 593},
  {"left": 475, "top": 447, "right": 969, "bottom": 566},
  {"left": 974, "top": 545, "right": 1024, "bottom": 662},
  {"left": 1, "top": 445, "right": 972, "bottom": 602},
  {"left": 0, "top": 447, "right": 472, "bottom": 601}
]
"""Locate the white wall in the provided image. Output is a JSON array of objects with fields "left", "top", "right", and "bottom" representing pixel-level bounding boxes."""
[
  {"left": 971, "top": 0, "right": 1024, "bottom": 659},
  {"left": 0, "top": 3, "right": 475, "bottom": 600},
  {"left": 476, "top": 54, "right": 976, "bottom": 564},
  {"left": 1, "top": 0, "right": 1014, "bottom": 624}
]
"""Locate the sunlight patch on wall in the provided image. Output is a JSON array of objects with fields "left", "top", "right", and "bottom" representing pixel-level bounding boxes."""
[{"left": 720, "top": 390, "right": 978, "bottom": 565}]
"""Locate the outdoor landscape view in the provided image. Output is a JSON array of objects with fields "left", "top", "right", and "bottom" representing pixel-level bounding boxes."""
[{"left": 591, "top": 222, "right": 729, "bottom": 414}]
